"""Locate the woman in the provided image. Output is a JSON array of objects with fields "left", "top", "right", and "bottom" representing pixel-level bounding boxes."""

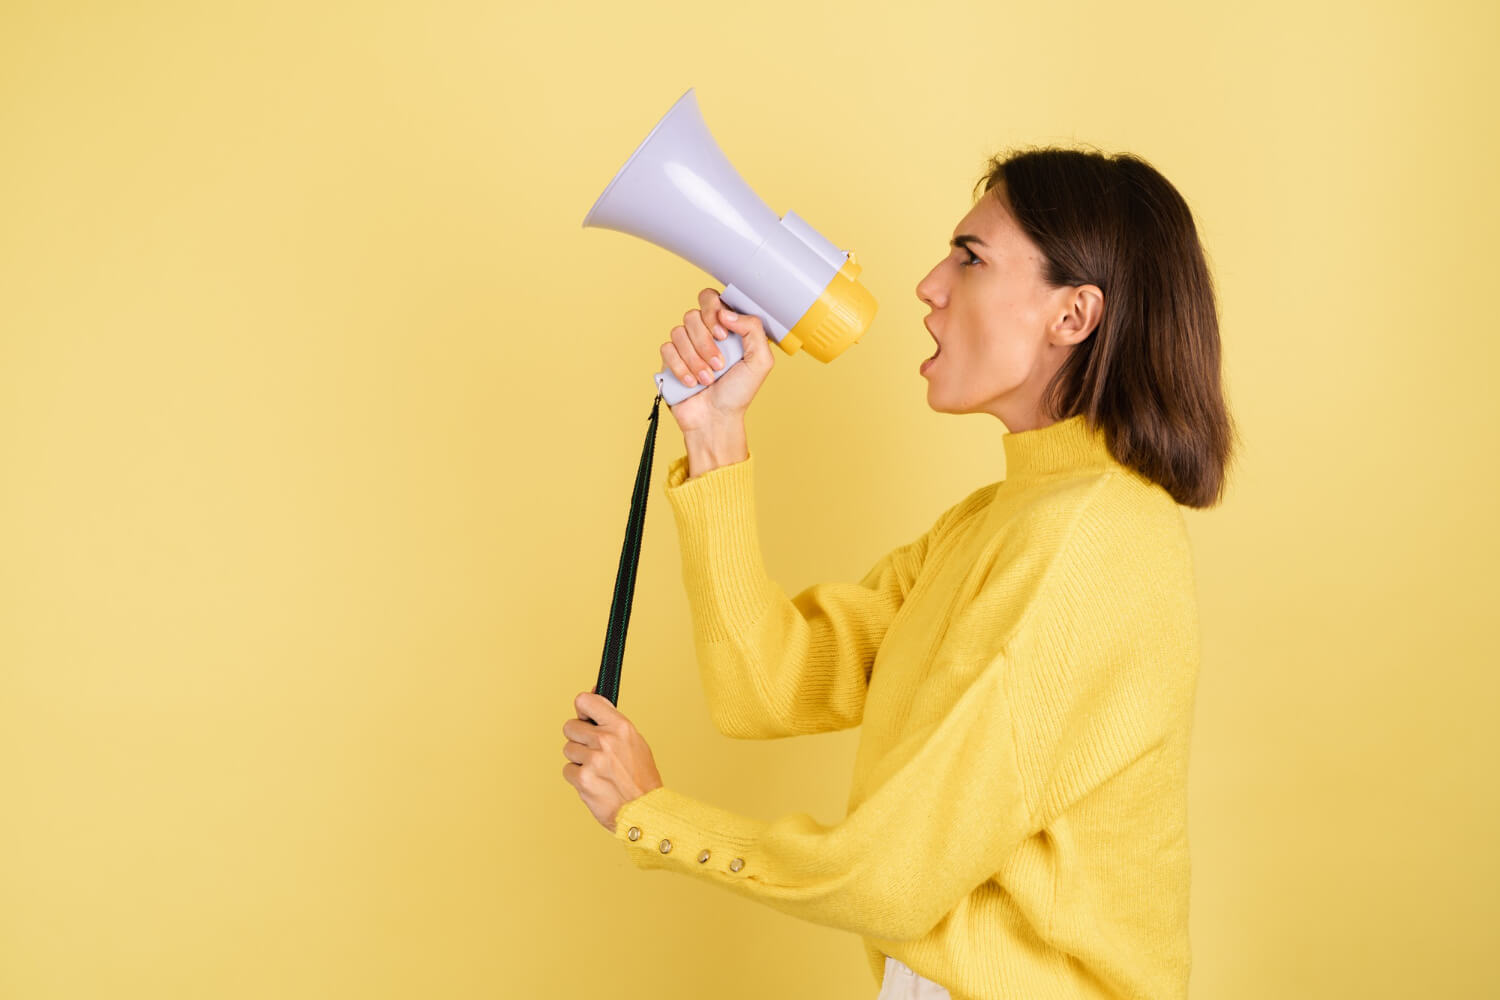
[{"left": 561, "top": 146, "right": 1236, "bottom": 999}]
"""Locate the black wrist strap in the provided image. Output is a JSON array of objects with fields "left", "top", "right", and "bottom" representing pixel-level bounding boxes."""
[{"left": 594, "top": 387, "right": 665, "bottom": 710}]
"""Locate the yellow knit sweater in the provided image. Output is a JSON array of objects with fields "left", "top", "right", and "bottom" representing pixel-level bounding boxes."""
[{"left": 610, "top": 413, "right": 1200, "bottom": 1000}]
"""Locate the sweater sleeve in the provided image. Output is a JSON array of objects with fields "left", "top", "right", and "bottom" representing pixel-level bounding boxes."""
[
  {"left": 610, "top": 642, "right": 1031, "bottom": 944},
  {"left": 661, "top": 450, "right": 984, "bottom": 740}
]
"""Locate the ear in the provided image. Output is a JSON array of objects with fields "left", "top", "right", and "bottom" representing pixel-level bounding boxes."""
[{"left": 1050, "top": 284, "right": 1104, "bottom": 346}]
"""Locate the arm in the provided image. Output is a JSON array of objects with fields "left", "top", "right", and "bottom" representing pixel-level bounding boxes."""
[
  {"left": 662, "top": 449, "right": 986, "bottom": 739},
  {"left": 611, "top": 644, "right": 1030, "bottom": 943},
  {"left": 614, "top": 489, "right": 1200, "bottom": 941}
]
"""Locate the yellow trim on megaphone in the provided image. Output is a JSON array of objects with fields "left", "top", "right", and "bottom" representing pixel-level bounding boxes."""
[{"left": 775, "top": 252, "right": 878, "bottom": 362}]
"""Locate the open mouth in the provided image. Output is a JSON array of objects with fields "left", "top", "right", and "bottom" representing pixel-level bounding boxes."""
[{"left": 920, "top": 341, "right": 941, "bottom": 374}]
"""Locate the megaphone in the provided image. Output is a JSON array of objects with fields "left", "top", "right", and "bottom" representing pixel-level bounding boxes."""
[{"left": 582, "top": 87, "right": 878, "bottom": 406}]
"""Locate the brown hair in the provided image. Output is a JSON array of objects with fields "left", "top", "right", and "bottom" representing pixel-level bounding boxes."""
[{"left": 974, "top": 147, "right": 1238, "bottom": 508}]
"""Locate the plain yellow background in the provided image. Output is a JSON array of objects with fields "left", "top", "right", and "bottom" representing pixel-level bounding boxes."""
[{"left": 2, "top": 0, "right": 1495, "bottom": 997}]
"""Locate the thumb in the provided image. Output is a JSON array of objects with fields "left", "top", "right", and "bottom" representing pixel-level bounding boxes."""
[
  {"left": 721, "top": 307, "right": 768, "bottom": 356},
  {"left": 576, "top": 689, "right": 622, "bottom": 727}
]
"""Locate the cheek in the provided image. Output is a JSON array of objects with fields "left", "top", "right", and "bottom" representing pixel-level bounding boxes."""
[
  {"left": 988, "top": 335, "right": 1036, "bottom": 371},
  {"left": 946, "top": 329, "right": 1035, "bottom": 397},
  {"left": 953, "top": 289, "right": 1042, "bottom": 377}
]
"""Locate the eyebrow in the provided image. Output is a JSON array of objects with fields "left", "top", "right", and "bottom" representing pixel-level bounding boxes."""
[{"left": 950, "top": 234, "right": 989, "bottom": 249}]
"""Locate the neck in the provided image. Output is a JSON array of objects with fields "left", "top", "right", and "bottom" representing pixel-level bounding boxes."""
[{"left": 1001, "top": 413, "right": 1114, "bottom": 483}]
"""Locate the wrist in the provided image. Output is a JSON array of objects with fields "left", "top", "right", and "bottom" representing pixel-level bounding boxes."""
[{"left": 683, "top": 421, "right": 748, "bottom": 479}]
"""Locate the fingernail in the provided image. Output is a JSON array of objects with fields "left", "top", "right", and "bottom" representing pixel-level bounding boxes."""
[
  {"left": 720, "top": 309, "right": 736, "bottom": 320},
  {"left": 699, "top": 368, "right": 712, "bottom": 383},
  {"left": 713, "top": 325, "right": 726, "bottom": 338},
  {"left": 710, "top": 355, "right": 723, "bottom": 369}
]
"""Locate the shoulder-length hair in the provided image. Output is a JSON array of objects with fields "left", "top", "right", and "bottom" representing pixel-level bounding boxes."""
[{"left": 975, "top": 147, "right": 1238, "bottom": 508}]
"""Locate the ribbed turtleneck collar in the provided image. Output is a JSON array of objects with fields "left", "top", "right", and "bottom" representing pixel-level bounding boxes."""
[{"left": 1001, "top": 413, "right": 1114, "bottom": 483}]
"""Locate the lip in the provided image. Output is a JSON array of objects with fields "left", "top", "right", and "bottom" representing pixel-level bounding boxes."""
[
  {"left": 920, "top": 320, "right": 941, "bottom": 376},
  {"left": 922, "top": 319, "right": 942, "bottom": 359}
]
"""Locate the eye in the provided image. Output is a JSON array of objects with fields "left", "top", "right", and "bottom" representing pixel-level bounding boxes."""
[{"left": 960, "top": 247, "right": 982, "bottom": 267}]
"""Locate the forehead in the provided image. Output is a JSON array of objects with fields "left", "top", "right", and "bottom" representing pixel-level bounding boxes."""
[{"left": 954, "top": 190, "right": 1016, "bottom": 243}]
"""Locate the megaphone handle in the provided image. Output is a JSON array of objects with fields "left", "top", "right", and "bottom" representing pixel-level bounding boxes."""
[
  {"left": 653, "top": 283, "right": 766, "bottom": 405},
  {"left": 652, "top": 330, "right": 747, "bottom": 405}
]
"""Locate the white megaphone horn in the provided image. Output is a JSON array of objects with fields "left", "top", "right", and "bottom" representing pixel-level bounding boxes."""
[{"left": 582, "top": 87, "right": 878, "bottom": 406}]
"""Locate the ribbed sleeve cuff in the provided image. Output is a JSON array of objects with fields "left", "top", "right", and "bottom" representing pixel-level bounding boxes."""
[
  {"left": 612, "top": 786, "right": 766, "bottom": 879},
  {"left": 662, "top": 451, "right": 776, "bottom": 643}
]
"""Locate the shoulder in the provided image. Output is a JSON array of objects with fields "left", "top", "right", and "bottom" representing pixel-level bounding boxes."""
[
  {"left": 1078, "top": 468, "right": 1195, "bottom": 574},
  {"left": 975, "top": 467, "right": 1197, "bottom": 635},
  {"left": 1007, "top": 465, "right": 1188, "bottom": 558},
  {"left": 1043, "top": 471, "right": 1200, "bottom": 645}
]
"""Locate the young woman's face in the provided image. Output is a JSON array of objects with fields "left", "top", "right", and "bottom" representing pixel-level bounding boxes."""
[{"left": 914, "top": 186, "right": 1098, "bottom": 430}]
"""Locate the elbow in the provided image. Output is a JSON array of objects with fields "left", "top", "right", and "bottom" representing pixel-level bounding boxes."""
[
  {"left": 861, "top": 905, "right": 936, "bottom": 945},
  {"left": 707, "top": 701, "right": 791, "bottom": 741},
  {"left": 886, "top": 900, "right": 945, "bottom": 943},
  {"left": 859, "top": 871, "right": 952, "bottom": 943}
]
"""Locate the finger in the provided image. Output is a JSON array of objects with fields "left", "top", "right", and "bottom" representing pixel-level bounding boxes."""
[
  {"left": 683, "top": 308, "right": 721, "bottom": 379},
  {"left": 697, "top": 286, "right": 725, "bottom": 329},
  {"left": 719, "top": 308, "right": 766, "bottom": 357},
  {"left": 685, "top": 309, "right": 724, "bottom": 378},
  {"left": 562, "top": 717, "right": 599, "bottom": 749},
  {"left": 575, "top": 690, "right": 624, "bottom": 728},
  {"left": 660, "top": 339, "right": 696, "bottom": 387},
  {"left": 563, "top": 737, "right": 596, "bottom": 765},
  {"left": 668, "top": 325, "right": 705, "bottom": 386}
]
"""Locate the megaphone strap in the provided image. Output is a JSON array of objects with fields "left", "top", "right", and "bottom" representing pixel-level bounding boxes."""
[{"left": 593, "top": 387, "right": 664, "bottom": 709}]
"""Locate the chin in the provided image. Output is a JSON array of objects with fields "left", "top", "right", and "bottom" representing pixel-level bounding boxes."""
[{"left": 924, "top": 384, "right": 955, "bottom": 414}]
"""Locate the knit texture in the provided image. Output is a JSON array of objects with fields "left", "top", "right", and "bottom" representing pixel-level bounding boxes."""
[{"left": 611, "top": 413, "right": 1200, "bottom": 1000}]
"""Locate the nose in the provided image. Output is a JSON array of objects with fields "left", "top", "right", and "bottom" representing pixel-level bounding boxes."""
[{"left": 916, "top": 264, "right": 944, "bottom": 309}]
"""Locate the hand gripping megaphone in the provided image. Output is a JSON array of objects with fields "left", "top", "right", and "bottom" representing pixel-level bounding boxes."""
[{"left": 581, "top": 87, "right": 878, "bottom": 406}]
